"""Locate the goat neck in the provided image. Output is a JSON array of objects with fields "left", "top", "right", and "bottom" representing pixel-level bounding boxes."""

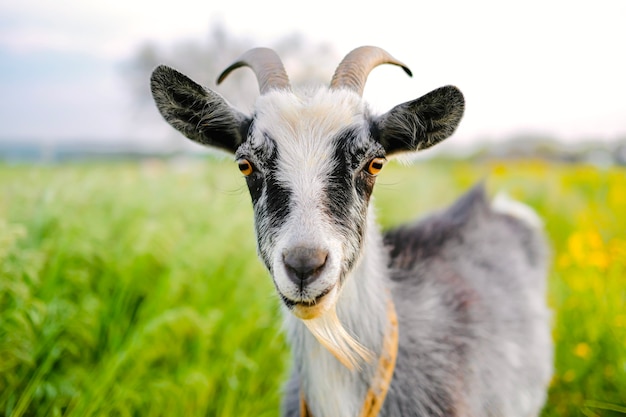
[{"left": 284, "top": 209, "right": 393, "bottom": 417}]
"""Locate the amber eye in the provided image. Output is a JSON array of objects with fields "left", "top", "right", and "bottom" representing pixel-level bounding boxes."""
[
  {"left": 237, "top": 159, "right": 253, "bottom": 176},
  {"left": 366, "top": 157, "right": 386, "bottom": 176}
]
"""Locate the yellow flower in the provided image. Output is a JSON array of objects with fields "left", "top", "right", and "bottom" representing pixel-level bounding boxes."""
[
  {"left": 587, "top": 251, "right": 609, "bottom": 270},
  {"left": 574, "top": 342, "right": 591, "bottom": 359},
  {"left": 608, "top": 178, "right": 626, "bottom": 207},
  {"left": 608, "top": 238, "right": 626, "bottom": 266},
  {"left": 565, "top": 230, "right": 610, "bottom": 270},
  {"left": 492, "top": 163, "right": 507, "bottom": 176},
  {"left": 567, "top": 231, "right": 586, "bottom": 264}
]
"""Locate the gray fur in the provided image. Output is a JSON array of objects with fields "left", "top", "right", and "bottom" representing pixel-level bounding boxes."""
[
  {"left": 380, "top": 186, "right": 552, "bottom": 416},
  {"left": 150, "top": 65, "right": 249, "bottom": 153},
  {"left": 150, "top": 48, "right": 553, "bottom": 417},
  {"left": 279, "top": 186, "right": 552, "bottom": 417},
  {"left": 374, "top": 86, "right": 465, "bottom": 154}
]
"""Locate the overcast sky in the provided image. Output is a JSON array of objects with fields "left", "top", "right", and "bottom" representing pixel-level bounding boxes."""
[{"left": 1, "top": 0, "right": 625, "bottom": 148}]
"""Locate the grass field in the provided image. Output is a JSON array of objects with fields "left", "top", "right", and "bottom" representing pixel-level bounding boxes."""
[{"left": 1, "top": 158, "right": 625, "bottom": 416}]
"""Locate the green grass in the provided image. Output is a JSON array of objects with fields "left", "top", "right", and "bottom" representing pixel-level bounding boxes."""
[{"left": 0, "top": 158, "right": 624, "bottom": 416}]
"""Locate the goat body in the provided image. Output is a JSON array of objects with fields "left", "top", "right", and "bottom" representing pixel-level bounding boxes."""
[{"left": 150, "top": 46, "right": 553, "bottom": 417}]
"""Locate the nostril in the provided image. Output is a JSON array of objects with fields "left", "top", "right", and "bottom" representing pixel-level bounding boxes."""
[{"left": 283, "top": 246, "right": 328, "bottom": 284}]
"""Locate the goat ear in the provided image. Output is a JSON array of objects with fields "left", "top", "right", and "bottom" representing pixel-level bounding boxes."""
[
  {"left": 150, "top": 65, "right": 250, "bottom": 154},
  {"left": 373, "top": 86, "right": 464, "bottom": 156}
]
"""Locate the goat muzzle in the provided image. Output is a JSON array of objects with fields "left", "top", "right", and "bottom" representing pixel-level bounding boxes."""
[{"left": 283, "top": 246, "right": 328, "bottom": 286}]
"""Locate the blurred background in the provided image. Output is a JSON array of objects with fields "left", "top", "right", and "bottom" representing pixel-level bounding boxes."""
[
  {"left": 1, "top": 0, "right": 625, "bottom": 163},
  {"left": 1, "top": 1, "right": 625, "bottom": 417}
]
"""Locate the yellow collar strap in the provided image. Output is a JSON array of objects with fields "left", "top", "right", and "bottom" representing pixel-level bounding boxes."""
[{"left": 300, "top": 297, "right": 399, "bottom": 417}]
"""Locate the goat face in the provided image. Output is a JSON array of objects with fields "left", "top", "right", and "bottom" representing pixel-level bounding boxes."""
[
  {"left": 234, "top": 90, "right": 383, "bottom": 318},
  {"left": 150, "top": 47, "right": 464, "bottom": 319}
]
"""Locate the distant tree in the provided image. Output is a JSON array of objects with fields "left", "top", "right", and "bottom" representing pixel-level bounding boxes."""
[{"left": 122, "top": 22, "right": 339, "bottom": 147}]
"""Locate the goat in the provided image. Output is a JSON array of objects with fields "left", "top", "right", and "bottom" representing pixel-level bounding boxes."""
[{"left": 150, "top": 46, "right": 553, "bottom": 417}]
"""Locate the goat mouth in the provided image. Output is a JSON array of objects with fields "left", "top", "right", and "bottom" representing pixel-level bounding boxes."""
[{"left": 280, "top": 286, "right": 336, "bottom": 320}]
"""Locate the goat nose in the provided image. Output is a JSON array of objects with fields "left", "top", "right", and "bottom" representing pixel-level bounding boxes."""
[{"left": 283, "top": 247, "right": 328, "bottom": 285}]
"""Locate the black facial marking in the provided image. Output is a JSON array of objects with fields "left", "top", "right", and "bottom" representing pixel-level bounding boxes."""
[
  {"left": 245, "top": 170, "right": 264, "bottom": 204},
  {"left": 325, "top": 127, "right": 383, "bottom": 274},
  {"left": 237, "top": 133, "right": 293, "bottom": 270},
  {"left": 326, "top": 130, "right": 355, "bottom": 229},
  {"left": 239, "top": 118, "right": 252, "bottom": 141},
  {"left": 264, "top": 170, "right": 291, "bottom": 230}
]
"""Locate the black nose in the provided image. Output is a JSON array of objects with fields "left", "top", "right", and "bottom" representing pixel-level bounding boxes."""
[{"left": 283, "top": 247, "right": 328, "bottom": 286}]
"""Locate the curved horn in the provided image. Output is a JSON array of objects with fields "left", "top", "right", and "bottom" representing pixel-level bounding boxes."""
[
  {"left": 330, "top": 46, "right": 413, "bottom": 96},
  {"left": 217, "top": 47, "right": 291, "bottom": 94}
]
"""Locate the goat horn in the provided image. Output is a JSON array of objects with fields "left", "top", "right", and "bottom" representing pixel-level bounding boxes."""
[
  {"left": 330, "top": 46, "right": 412, "bottom": 96},
  {"left": 217, "top": 47, "right": 291, "bottom": 94}
]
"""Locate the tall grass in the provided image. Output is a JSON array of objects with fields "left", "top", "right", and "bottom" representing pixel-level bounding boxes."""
[{"left": 0, "top": 158, "right": 624, "bottom": 416}]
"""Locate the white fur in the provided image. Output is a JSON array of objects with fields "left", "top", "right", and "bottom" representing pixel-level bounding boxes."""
[
  {"left": 284, "top": 210, "right": 389, "bottom": 417},
  {"left": 251, "top": 89, "right": 395, "bottom": 416},
  {"left": 251, "top": 89, "right": 370, "bottom": 305},
  {"left": 492, "top": 192, "right": 543, "bottom": 229}
]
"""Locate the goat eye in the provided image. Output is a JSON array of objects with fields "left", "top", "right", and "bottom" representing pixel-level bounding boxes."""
[
  {"left": 366, "top": 157, "right": 385, "bottom": 176},
  {"left": 237, "top": 159, "right": 254, "bottom": 176}
]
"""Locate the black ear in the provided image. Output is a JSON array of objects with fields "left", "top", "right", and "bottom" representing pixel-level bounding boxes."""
[
  {"left": 150, "top": 65, "right": 250, "bottom": 154},
  {"left": 373, "top": 86, "right": 465, "bottom": 155}
]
